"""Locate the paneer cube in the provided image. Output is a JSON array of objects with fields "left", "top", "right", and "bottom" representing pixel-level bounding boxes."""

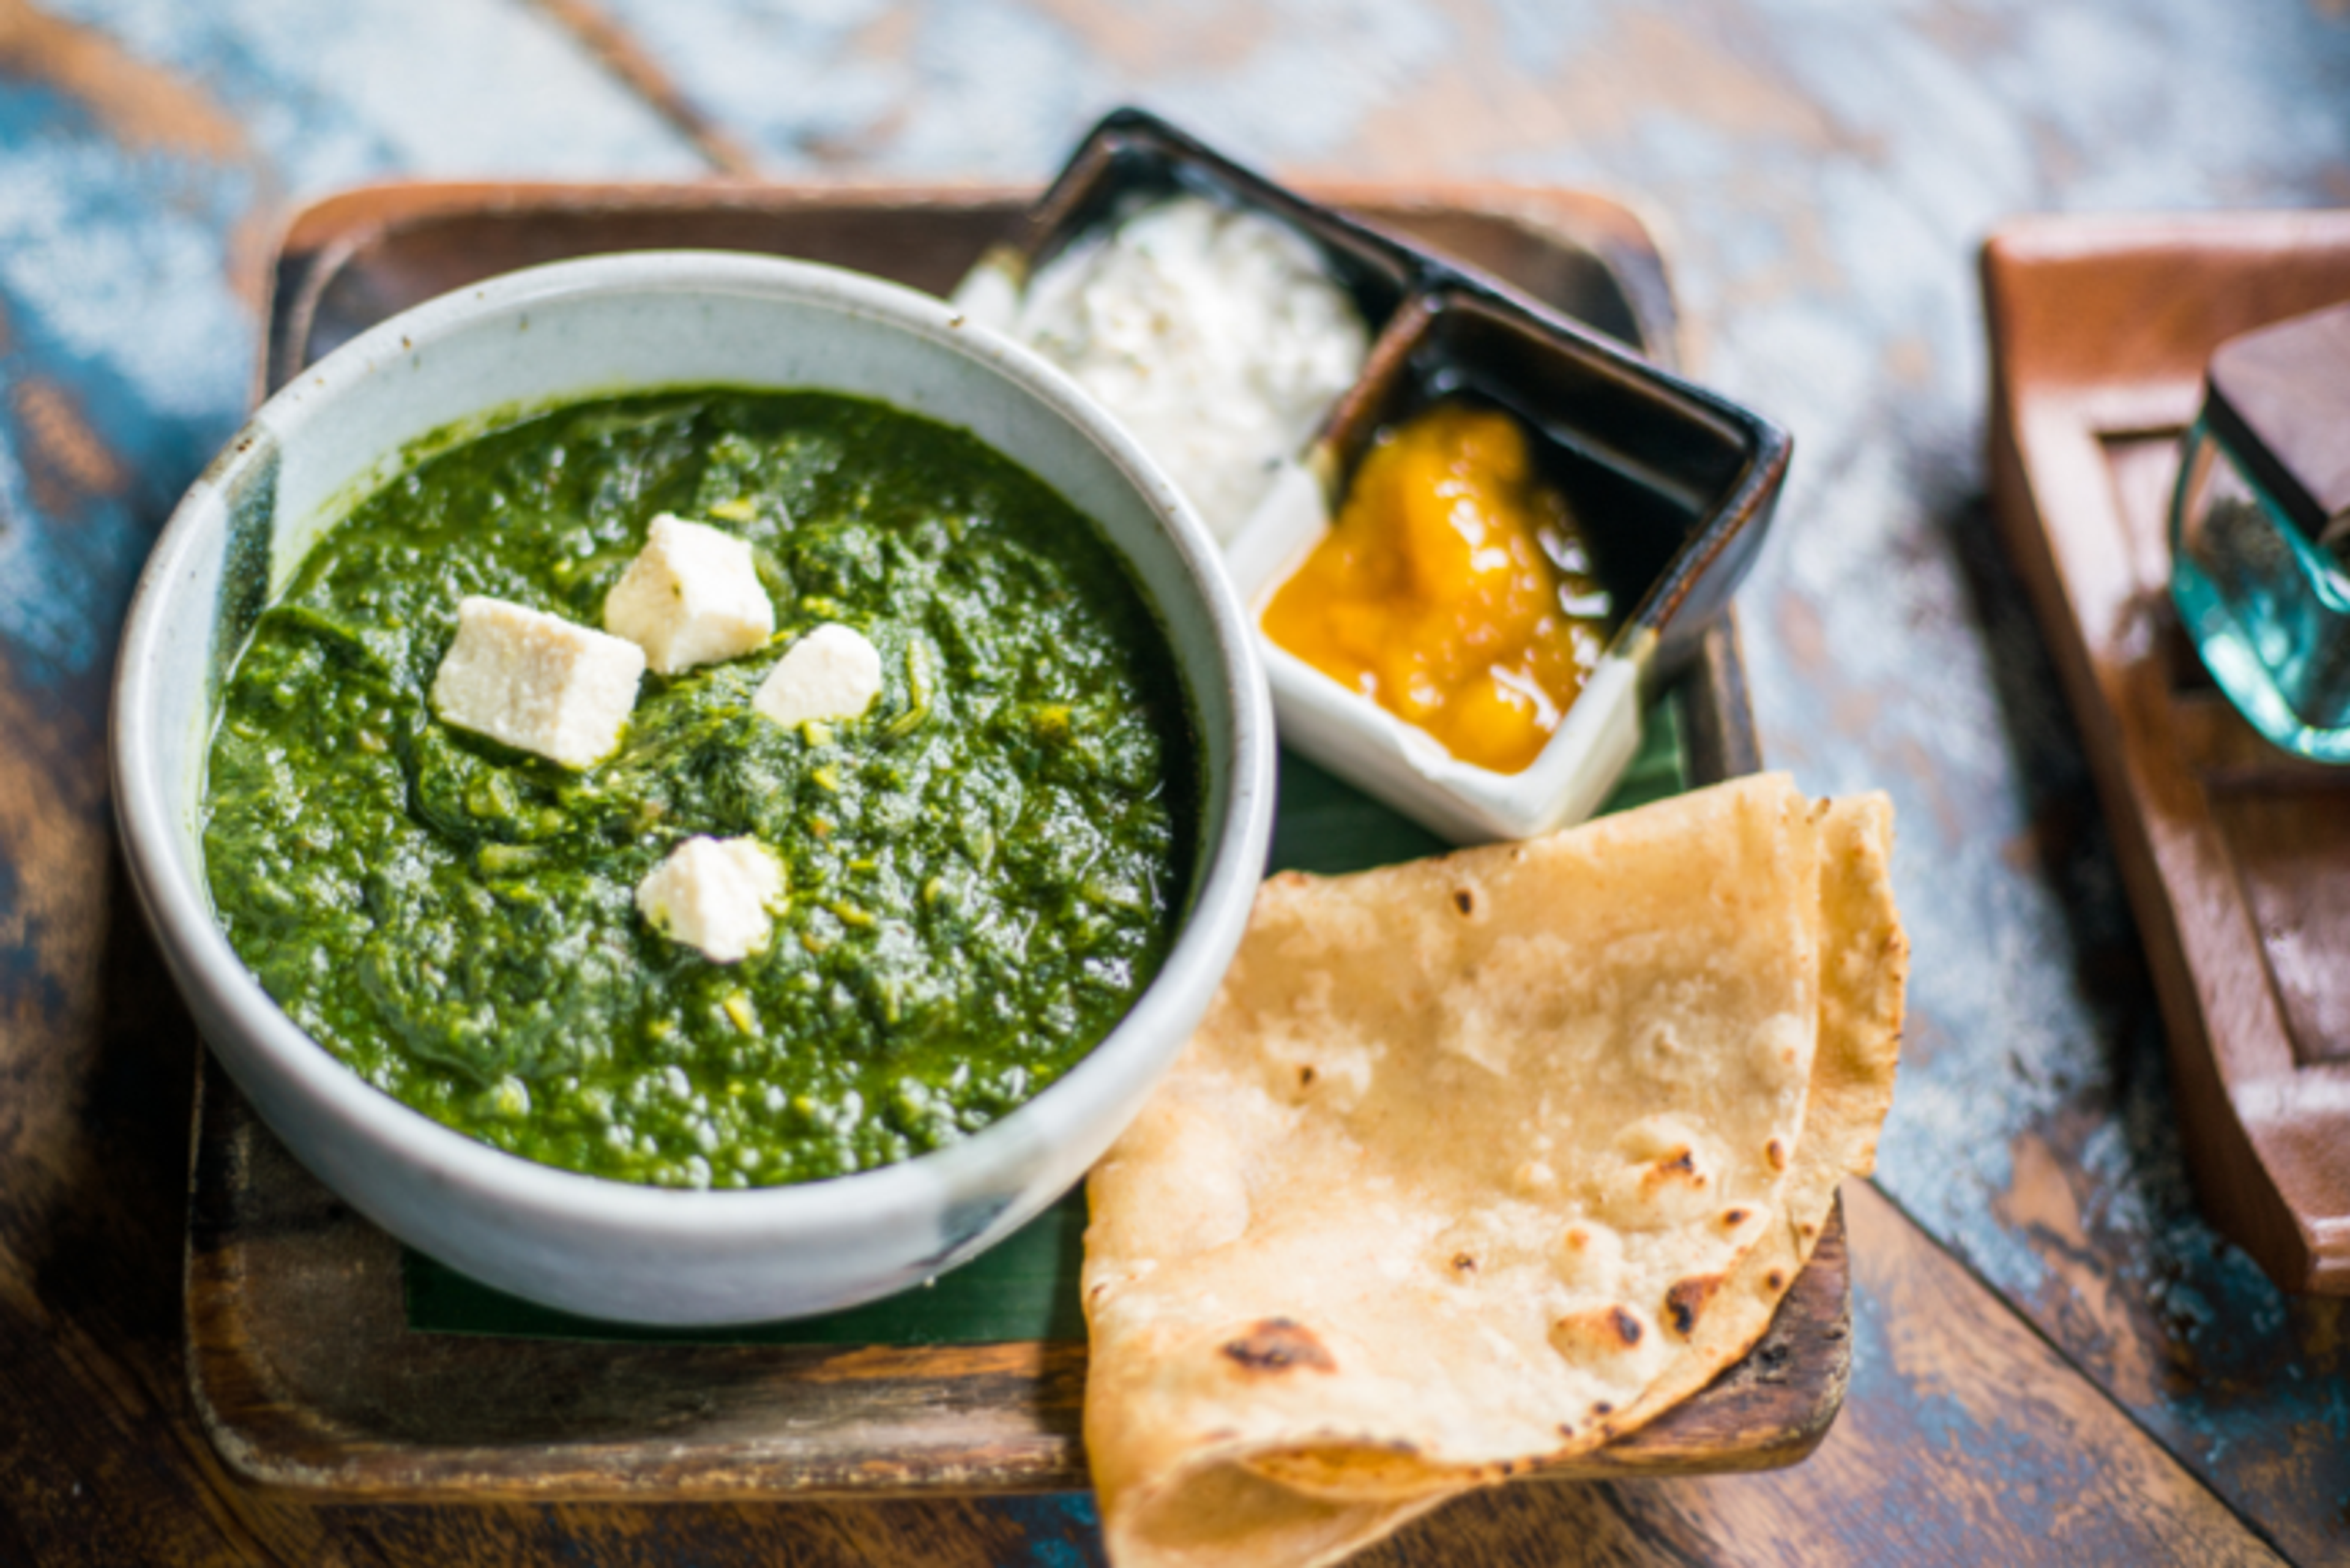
[
  {"left": 430, "top": 595, "right": 644, "bottom": 769},
  {"left": 603, "top": 513, "right": 776, "bottom": 675},
  {"left": 635, "top": 835, "right": 785, "bottom": 964},
  {"left": 753, "top": 622, "right": 884, "bottom": 730}
]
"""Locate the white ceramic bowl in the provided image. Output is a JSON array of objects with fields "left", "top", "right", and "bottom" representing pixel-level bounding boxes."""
[{"left": 112, "top": 252, "right": 1275, "bottom": 1326}]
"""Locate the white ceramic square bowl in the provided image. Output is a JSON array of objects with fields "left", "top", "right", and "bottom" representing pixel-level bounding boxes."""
[{"left": 955, "top": 108, "right": 1791, "bottom": 845}]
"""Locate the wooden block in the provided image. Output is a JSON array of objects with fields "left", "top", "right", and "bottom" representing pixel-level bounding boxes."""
[{"left": 1981, "top": 210, "right": 2350, "bottom": 1293}]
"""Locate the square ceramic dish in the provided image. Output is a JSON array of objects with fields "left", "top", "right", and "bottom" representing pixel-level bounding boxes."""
[{"left": 960, "top": 108, "right": 1792, "bottom": 843}]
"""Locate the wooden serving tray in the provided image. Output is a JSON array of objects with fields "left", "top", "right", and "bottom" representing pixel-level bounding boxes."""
[
  {"left": 187, "top": 179, "right": 1850, "bottom": 1498},
  {"left": 1982, "top": 211, "right": 2350, "bottom": 1294}
]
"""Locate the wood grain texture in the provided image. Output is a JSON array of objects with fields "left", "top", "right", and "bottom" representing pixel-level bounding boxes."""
[
  {"left": 256, "top": 179, "right": 1680, "bottom": 398},
  {"left": 187, "top": 1056, "right": 1851, "bottom": 1500},
  {"left": 5, "top": 0, "right": 2350, "bottom": 1562},
  {"left": 528, "top": 0, "right": 763, "bottom": 174},
  {"left": 165, "top": 1181, "right": 2292, "bottom": 1568},
  {"left": 1981, "top": 213, "right": 2350, "bottom": 1294}
]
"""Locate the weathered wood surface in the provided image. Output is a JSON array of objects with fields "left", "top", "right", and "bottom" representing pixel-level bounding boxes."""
[
  {"left": 3, "top": 0, "right": 2349, "bottom": 1562},
  {"left": 1983, "top": 212, "right": 2350, "bottom": 1296},
  {"left": 189, "top": 1060, "right": 1851, "bottom": 1499},
  {"left": 1361, "top": 1182, "right": 2288, "bottom": 1568},
  {"left": 258, "top": 180, "right": 1681, "bottom": 398}
]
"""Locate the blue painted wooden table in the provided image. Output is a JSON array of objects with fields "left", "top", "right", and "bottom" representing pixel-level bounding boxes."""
[{"left": 2, "top": 2, "right": 2346, "bottom": 1563}]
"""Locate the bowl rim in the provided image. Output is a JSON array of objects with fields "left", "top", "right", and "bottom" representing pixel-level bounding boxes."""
[{"left": 111, "top": 248, "right": 1275, "bottom": 1247}]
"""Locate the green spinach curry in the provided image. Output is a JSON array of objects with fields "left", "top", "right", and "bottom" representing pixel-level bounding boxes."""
[{"left": 203, "top": 389, "right": 1196, "bottom": 1189}]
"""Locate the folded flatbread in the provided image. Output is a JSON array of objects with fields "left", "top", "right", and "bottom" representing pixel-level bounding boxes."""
[{"left": 1081, "top": 773, "right": 1906, "bottom": 1568}]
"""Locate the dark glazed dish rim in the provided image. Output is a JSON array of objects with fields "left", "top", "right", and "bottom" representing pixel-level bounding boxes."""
[{"left": 996, "top": 105, "right": 1794, "bottom": 690}]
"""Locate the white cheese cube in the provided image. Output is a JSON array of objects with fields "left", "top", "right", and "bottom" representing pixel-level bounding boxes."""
[
  {"left": 635, "top": 835, "right": 785, "bottom": 964},
  {"left": 753, "top": 622, "right": 884, "bottom": 730},
  {"left": 603, "top": 513, "right": 776, "bottom": 675},
  {"left": 430, "top": 596, "right": 645, "bottom": 769}
]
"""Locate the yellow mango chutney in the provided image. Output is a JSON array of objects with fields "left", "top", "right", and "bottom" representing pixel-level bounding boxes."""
[{"left": 1261, "top": 402, "right": 1614, "bottom": 774}]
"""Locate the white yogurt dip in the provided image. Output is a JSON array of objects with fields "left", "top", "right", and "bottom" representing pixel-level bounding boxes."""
[{"left": 995, "top": 195, "right": 1370, "bottom": 543}]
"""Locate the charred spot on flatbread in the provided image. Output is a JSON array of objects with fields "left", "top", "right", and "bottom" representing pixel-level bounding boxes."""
[
  {"left": 1078, "top": 774, "right": 1909, "bottom": 1568},
  {"left": 1221, "top": 1318, "right": 1335, "bottom": 1375},
  {"left": 1664, "top": 1275, "right": 1723, "bottom": 1338},
  {"left": 1548, "top": 1305, "right": 1647, "bottom": 1359},
  {"left": 1450, "top": 1252, "right": 1477, "bottom": 1276}
]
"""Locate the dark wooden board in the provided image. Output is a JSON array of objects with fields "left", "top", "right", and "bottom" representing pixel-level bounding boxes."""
[
  {"left": 184, "top": 179, "right": 1848, "bottom": 1501},
  {"left": 190, "top": 1055, "right": 1849, "bottom": 1499},
  {"left": 7, "top": 5, "right": 2337, "bottom": 1563},
  {"left": 1982, "top": 212, "right": 2350, "bottom": 1294},
  {"left": 1362, "top": 1181, "right": 2286, "bottom": 1567},
  {"left": 260, "top": 179, "right": 1680, "bottom": 398}
]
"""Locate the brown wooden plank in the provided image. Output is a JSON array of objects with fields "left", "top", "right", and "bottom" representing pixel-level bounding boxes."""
[
  {"left": 260, "top": 179, "right": 1681, "bottom": 397},
  {"left": 1357, "top": 1182, "right": 2286, "bottom": 1567},
  {"left": 187, "top": 1053, "right": 1847, "bottom": 1501},
  {"left": 2208, "top": 788, "right": 2350, "bottom": 1069},
  {"left": 182, "top": 1191, "right": 2283, "bottom": 1568},
  {"left": 188, "top": 1058, "right": 1848, "bottom": 1499},
  {"left": 1982, "top": 214, "right": 2350, "bottom": 1296},
  {"left": 2, "top": 7, "right": 2327, "bottom": 1555}
]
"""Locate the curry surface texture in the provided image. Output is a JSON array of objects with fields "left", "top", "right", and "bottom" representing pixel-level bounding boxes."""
[{"left": 203, "top": 389, "right": 1195, "bottom": 1189}]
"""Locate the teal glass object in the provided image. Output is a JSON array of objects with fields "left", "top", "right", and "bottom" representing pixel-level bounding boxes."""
[{"left": 2167, "top": 303, "right": 2350, "bottom": 764}]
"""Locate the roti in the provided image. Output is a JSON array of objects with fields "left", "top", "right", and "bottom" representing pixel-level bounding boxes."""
[{"left": 1081, "top": 774, "right": 1907, "bottom": 1567}]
